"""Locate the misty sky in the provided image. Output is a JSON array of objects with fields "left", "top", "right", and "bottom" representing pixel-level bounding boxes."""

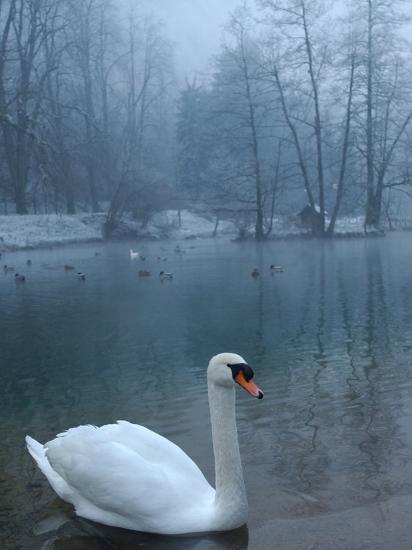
[{"left": 140, "top": 0, "right": 240, "bottom": 78}]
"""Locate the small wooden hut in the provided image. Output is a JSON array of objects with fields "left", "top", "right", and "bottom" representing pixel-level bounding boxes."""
[{"left": 297, "top": 204, "right": 323, "bottom": 234}]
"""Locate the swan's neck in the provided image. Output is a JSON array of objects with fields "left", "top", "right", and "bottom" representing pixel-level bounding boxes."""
[{"left": 208, "top": 379, "right": 247, "bottom": 524}]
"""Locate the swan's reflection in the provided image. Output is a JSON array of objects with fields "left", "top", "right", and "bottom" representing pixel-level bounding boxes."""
[{"left": 48, "top": 516, "right": 249, "bottom": 549}]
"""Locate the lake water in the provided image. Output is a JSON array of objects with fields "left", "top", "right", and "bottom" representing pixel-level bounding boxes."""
[{"left": 2, "top": 234, "right": 412, "bottom": 549}]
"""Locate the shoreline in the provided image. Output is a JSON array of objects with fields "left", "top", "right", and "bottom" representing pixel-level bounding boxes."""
[
  {"left": 0, "top": 211, "right": 237, "bottom": 252},
  {"left": 0, "top": 211, "right": 406, "bottom": 253}
]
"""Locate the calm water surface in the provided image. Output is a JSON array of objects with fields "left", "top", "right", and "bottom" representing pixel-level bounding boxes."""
[{"left": 1, "top": 235, "right": 412, "bottom": 549}]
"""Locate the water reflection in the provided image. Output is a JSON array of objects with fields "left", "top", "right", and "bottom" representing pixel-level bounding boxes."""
[
  {"left": 297, "top": 245, "right": 328, "bottom": 498},
  {"left": 2, "top": 236, "right": 412, "bottom": 548},
  {"left": 263, "top": 237, "right": 412, "bottom": 520},
  {"left": 45, "top": 519, "right": 249, "bottom": 550}
]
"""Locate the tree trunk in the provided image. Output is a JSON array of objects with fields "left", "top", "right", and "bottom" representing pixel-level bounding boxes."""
[
  {"left": 212, "top": 214, "right": 220, "bottom": 237},
  {"left": 80, "top": 3, "right": 99, "bottom": 213},
  {"left": 239, "top": 26, "right": 264, "bottom": 241},
  {"left": 264, "top": 140, "right": 281, "bottom": 239},
  {"left": 15, "top": 184, "right": 28, "bottom": 214},
  {"left": 301, "top": 0, "right": 325, "bottom": 233},
  {"left": 255, "top": 205, "right": 264, "bottom": 241},
  {"left": 64, "top": 173, "right": 76, "bottom": 214},
  {"left": 365, "top": 193, "right": 381, "bottom": 229},
  {"left": 273, "top": 65, "right": 315, "bottom": 209},
  {"left": 327, "top": 53, "right": 355, "bottom": 235},
  {"left": 86, "top": 161, "right": 99, "bottom": 212},
  {"left": 365, "top": 0, "right": 376, "bottom": 228}
]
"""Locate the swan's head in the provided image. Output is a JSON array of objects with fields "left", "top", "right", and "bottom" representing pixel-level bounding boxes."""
[{"left": 208, "top": 353, "right": 264, "bottom": 399}]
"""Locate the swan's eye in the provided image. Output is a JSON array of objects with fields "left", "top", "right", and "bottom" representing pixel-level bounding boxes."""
[{"left": 227, "top": 363, "right": 254, "bottom": 382}]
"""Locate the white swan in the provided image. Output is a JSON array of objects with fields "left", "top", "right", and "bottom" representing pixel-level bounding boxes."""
[{"left": 26, "top": 353, "right": 263, "bottom": 535}]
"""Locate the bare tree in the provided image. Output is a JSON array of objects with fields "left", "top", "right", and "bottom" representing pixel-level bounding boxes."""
[
  {"left": 206, "top": 9, "right": 274, "bottom": 240},
  {"left": 0, "top": 0, "right": 57, "bottom": 213},
  {"left": 327, "top": 51, "right": 356, "bottom": 235},
  {"left": 261, "top": 0, "right": 328, "bottom": 232},
  {"left": 42, "top": 4, "right": 76, "bottom": 213},
  {"left": 68, "top": 0, "right": 101, "bottom": 212},
  {"left": 104, "top": 11, "right": 174, "bottom": 236},
  {"left": 271, "top": 63, "right": 316, "bottom": 209},
  {"left": 355, "top": 0, "right": 412, "bottom": 229}
]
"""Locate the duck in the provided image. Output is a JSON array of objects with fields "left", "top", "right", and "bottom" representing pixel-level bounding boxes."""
[
  {"left": 138, "top": 270, "right": 151, "bottom": 277},
  {"left": 26, "top": 353, "right": 263, "bottom": 534},
  {"left": 64, "top": 264, "right": 75, "bottom": 271},
  {"left": 251, "top": 268, "right": 260, "bottom": 278},
  {"left": 159, "top": 270, "right": 173, "bottom": 280},
  {"left": 270, "top": 265, "right": 283, "bottom": 273},
  {"left": 157, "top": 256, "right": 167, "bottom": 262},
  {"left": 27, "top": 259, "right": 32, "bottom": 266},
  {"left": 3, "top": 265, "right": 14, "bottom": 272},
  {"left": 130, "top": 249, "right": 140, "bottom": 259},
  {"left": 14, "top": 273, "right": 26, "bottom": 283},
  {"left": 77, "top": 272, "right": 86, "bottom": 281}
]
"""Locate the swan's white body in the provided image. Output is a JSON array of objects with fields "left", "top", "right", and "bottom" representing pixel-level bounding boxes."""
[
  {"left": 129, "top": 249, "right": 140, "bottom": 259},
  {"left": 26, "top": 353, "right": 263, "bottom": 535}
]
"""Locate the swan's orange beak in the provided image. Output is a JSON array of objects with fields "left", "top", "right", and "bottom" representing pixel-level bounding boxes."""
[{"left": 234, "top": 371, "right": 264, "bottom": 399}]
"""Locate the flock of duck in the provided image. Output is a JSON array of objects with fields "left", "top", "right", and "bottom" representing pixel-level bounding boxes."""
[
  {"left": 2, "top": 259, "right": 86, "bottom": 282},
  {"left": 2, "top": 244, "right": 284, "bottom": 286},
  {"left": 3, "top": 260, "right": 29, "bottom": 283},
  {"left": 0, "top": 245, "right": 182, "bottom": 285},
  {"left": 131, "top": 247, "right": 176, "bottom": 280},
  {"left": 131, "top": 247, "right": 285, "bottom": 281}
]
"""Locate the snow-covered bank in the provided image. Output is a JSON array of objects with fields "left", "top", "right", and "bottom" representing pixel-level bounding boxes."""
[
  {"left": 0, "top": 211, "right": 237, "bottom": 251},
  {"left": 1, "top": 210, "right": 408, "bottom": 251},
  {"left": 0, "top": 213, "right": 105, "bottom": 251},
  {"left": 148, "top": 210, "right": 236, "bottom": 239}
]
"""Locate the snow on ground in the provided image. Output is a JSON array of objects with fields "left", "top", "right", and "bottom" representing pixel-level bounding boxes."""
[
  {"left": 0, "top": 210, "right": 237, "bottom": 251},
  {"left": 270, "top": 216, "right": 311, "bottom": 236},
  {"left": 149, "top": 210, "right": 236, "bottom": 239},
  {"left": 0, "top": 210, "right": 404, "bottom": 251},
  {"left": 0, "top": 213, "right": 105, "bottom": 251},
  {"left": 334, "top": 216, "right": 365, "bottom": 234}
]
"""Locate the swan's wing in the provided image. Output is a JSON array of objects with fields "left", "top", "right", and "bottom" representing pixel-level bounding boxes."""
[
  {"left": 100, "top": 421, "right": 214, "bottom": 500},
  {"left": 44, "top": 424, "right": 214, "bottom": 532},
  {"left": 100, "top": 421, "right": 210, "bottom": 483}
]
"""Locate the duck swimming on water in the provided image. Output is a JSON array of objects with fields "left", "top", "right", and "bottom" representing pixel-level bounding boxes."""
[{"left": 159, "top": 271, "right": 173, "bottom": 280}]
